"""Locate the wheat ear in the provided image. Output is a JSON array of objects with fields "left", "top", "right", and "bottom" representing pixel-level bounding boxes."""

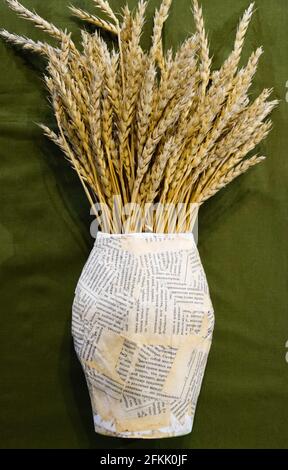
[
  {"left": 69, "top": 5, "right": 117, "bottom": 34},
  {"left": 136, "top": 61, "right": 157, "bottom": 161},
  {"left": 196, "top": 155, "right": 266, "bottom": 203},
  {"left": 92, "top": 0, "right": 125, "bottom": 90},
  {"left": 0, "top": 29, "right": 54, "bottom": 56},
  {"left": 141, "top": 137, "right": 175, "bottom": 203},
  {"left": 5, "top": 0, "right": 72, "bottom": 44},
  {"left": 151, "top": 0, "right": 173, "bottom": 70},
  {"left": 193, "top": 0, "right": 211, "bottom": 99},
  {"left": 212, "top": 3, "right": 255, "bottom": 88}
]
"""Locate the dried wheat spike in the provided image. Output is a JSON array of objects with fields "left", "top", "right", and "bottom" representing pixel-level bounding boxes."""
[
  {"left": 1, "top": 0, "right": 277, "bottom": 233},
  {"left": 69, "top": 6, "right": 117, "bottom": 35}
]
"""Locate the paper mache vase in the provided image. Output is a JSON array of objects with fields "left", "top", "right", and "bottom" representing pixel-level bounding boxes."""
[{"left": 72, "top": 229, "right": 214, "bottom": 439}]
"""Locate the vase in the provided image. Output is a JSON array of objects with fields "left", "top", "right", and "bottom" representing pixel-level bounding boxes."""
[{"left": 72, "top": 229, "right": 214, "bottom": 439}]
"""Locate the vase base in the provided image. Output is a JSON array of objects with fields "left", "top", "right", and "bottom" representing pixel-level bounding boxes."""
[{"left": 93, "top": 414, "right": 193, "bottom": 439}]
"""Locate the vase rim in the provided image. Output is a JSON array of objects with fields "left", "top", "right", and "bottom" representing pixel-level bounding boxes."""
[{"left": 96, "top": 231, "right": 196, "bottom": 238}]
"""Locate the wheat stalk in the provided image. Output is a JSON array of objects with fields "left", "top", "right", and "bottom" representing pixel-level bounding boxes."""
[{"left": 118, "top": 1, "right": 148, "bottom": 186}]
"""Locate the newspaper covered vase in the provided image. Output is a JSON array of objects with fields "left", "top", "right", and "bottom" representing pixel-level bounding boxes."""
[{"left": 72, "top": 231, "right": 214, "bottom": 438}]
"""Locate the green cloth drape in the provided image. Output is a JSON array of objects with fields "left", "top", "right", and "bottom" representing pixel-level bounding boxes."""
[{"left": 0, "top": 0, "right": 287, "bottom": 449}]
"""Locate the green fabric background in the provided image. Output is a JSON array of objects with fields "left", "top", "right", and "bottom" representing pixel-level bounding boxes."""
[{"left": 0, "top": 0, "right": 287, "bottom": 449}]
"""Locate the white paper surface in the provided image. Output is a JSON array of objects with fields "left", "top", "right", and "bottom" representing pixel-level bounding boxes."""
[{"left": 72, "top": 232, "right": 214, "bottom": 438}]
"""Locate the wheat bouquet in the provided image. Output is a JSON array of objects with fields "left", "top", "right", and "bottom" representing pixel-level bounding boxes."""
[{"left": 1, "top": 0, "right": 277, "bottom": 438}]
